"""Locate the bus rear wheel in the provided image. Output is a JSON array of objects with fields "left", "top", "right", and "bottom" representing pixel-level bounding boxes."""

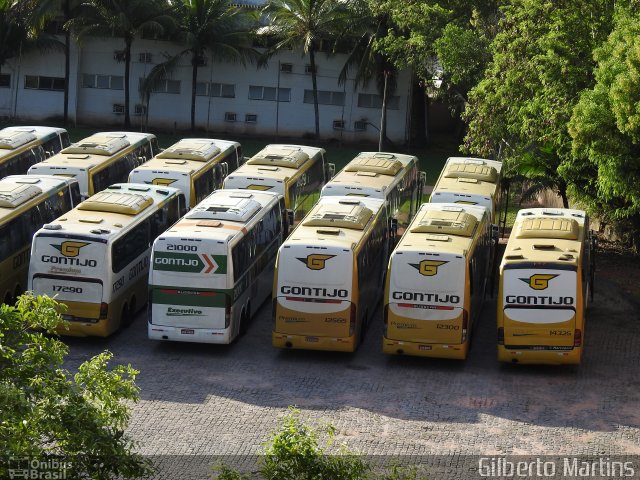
[{"left": 120, "top": 302, "right": 131, "bottom": 329}]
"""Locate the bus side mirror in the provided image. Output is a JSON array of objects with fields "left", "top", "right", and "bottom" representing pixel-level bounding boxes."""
[
  {"left": 418, "top": 171, "right": 427, "bottom": 203},
  {"left": 390, "top": 218, "right": 398, "bottom": 238},
  {"left": 326, "top": 163, "right": 336, "bottom": 180},
  {"left": 286, "top": 209, "right": 294, "bottom": 232},
  {"left": 491, "top": 224, "right": 500, "bottom": 242}
]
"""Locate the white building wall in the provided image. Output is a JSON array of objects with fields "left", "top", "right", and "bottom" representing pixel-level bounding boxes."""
[{"left": 4, "top": 34, "right": 412, "bottom": 145}]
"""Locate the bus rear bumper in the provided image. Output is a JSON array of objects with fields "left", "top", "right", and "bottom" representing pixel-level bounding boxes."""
[
  {"left": 272, "top": 332, "right": 356, "bottom": 352},
  {"left": 498, "top": 346, "right": 582, "bottom": 365},
  {"left": 149, "top": 324, "right": 233, "bottom": 344},
  {"left": 382, "top": 337, "right": 468, "bottom": 359},
  {"left": 56, "top": 319, "right": 112, "bottom": 337}
]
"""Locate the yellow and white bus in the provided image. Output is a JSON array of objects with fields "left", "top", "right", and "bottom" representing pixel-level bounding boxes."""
[
  {"left": 272, "top": 195, "right": 391, "bottom": 352},
  {"left": 497, "top": 208, "right": 596, "bottom": 364},
  {"left": 383, "top": 203, "right": 496, "bottom": 359},
  {"left": 0, "top": 126, "right": 70, "bottom": 179},
  {"left": 321, "top": 151, "right": 425, "bottom": 235},
  {"left": 28, "top": 131, "right": 159, "bottom": 199},
  {"left": 0, "top": 175, "right": 81, "bottom": 304},
  {"left": 128, "top": 138, "right": 243, "bottom": 208},
  {"left": 223, "top": 144, "right": 332, "bottom": 225},
  {"left": 28, "top": 183, "right": 186, "bottom": 337},
  {"left": 148, "top": 189, "right": 288, "bottom": 344},
  {"left": 430, "top": 157, "right": 503, "bottom": 221}
]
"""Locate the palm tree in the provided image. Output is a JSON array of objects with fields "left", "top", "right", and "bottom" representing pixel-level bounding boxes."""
[
  {"left": 0, "top": 1, "right": 30, "bottom": 76},
  {"left": 143, "top": 0, "right": 259, "bottom": 133},
  {"left": 28, "top": 0, "right": 83, "bottom": 125},
  {"left": 337, "top": 1, "right": 396, "bottom": 150},
  {"left": 67, "top": 0, "right": 175, "bottom": 128},
  {"left": 261, "top": 0, "right": 351, "bottom": 139}
]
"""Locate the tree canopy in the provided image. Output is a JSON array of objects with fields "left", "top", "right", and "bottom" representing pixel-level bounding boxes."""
[{"left": 0, "top": 294, "right": 149, "bottom": 479}]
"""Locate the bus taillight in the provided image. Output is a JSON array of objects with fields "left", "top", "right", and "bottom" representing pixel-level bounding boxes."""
[
  {"left": 99, "top": 302, "right": 108, "bottom": 320},
  {"left": 225, "top": 295, "right": 232, "bottom": 328},
  {"left": 272, "top": 298, "right": 277, "bottom": 330},
  {"left": 574, "top": 329, "right": 582, "bottom": 347},
  {"left": 349, "top": 304, "right": 357, "bottom": 336},
  {"left": 461, "top": 310, "right": 469, "bottom": 342},
  {"left": 383, "top": 304, "right": 388, "bottom": 337},
  {"left": 497, "top": 327, "right": 504, "bottom": 345}
]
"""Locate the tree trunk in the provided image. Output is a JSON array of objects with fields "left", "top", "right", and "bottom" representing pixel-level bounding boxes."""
[
  {"left": 410, "top": 76, "right": 427, "bottom": 147},
  {"left": 191, "top": 51, "right": 198, "bottom": 133},
  {"left": 63, "top": 0, "right": 70, "bottom": 125},
  {"left": 124, "top": 37, "right": 132, "bottom": 128},
  {"left": 560, "top": 186, "right": 569, "bottom": 208},
  {"left": 379, "top": 70, "right": 389, "bottom": 152},
  {"left": 310, "top": 49, "right": 319, "bottom": 139}
]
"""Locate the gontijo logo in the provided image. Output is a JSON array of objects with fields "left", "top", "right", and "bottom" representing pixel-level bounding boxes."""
[
  {"left": 52, "top": 241, "right": 89, "bottom": 257},
  {"left": 297, "top": 254, "right": 336, "bottom": 271},
  {"left": 521, "top": 274, "right": 558, "bottom": 290},
  {"left": 409, "top": 260, "right": 448, "bottom": 277}
]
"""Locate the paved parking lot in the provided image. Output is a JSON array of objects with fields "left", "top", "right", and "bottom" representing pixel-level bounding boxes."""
[{"left": 63, "top": 267, "right": 640, "bottom": 476}]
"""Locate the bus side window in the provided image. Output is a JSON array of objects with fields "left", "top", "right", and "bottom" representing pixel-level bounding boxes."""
[
  {"left": 69, "top": 182, "right": 82, "bottom": 206},
  {"left": 235, "top": 147, "right": 242, "bottom": 169},
  {"left": 150, "top": 138, "right": 160, "bottom": 158},
  {"left": 194, "top": 168, "right": 214, "bottom": 204},
  {"left": 112, "top": 219, "right": 150, "bottom": 273},
  {"left": 60, "top": 132, "right": 71, "bottom": 148}
]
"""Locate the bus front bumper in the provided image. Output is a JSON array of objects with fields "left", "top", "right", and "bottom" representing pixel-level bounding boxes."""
[
  {"left": 382, "top": 337, "right": 468, "bottom": 360},
  {"left": 498, "top": 345, "right": 582, "bottom": 365},
  {"left": 273, "top": 332, "right": 356, "bottom": 352},
  {"left": 149, "top": 324, "right": 233, "bottom": 344}
]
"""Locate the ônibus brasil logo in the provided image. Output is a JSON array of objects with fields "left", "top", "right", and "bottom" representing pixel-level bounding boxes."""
[
  {"left": 153, "top": 251, "right": 227, "bottom": 274},
  {"left": 297, "top": 254, "right": 335, "bottom": 271},
  {"left": 520, "top": 273, "right": 558, "bottom": 291},
  {"left": 52, "top": 241, "right": 89, "bottom": 257},
  {"left": 409, "top": 259, "right": 448, "bottom": 277}
]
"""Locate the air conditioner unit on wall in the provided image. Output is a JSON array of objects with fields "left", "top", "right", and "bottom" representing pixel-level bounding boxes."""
[
  {"left": 134, "top": 104, "right": 146, "bottom": 116},
  {"left": 112, "top": 104, "right": 125, "bottom": 114},
  {"left": 224, "top": 112, "right": 237, "bottom": 122},
  {"left": 113, "top": 50, "right": 126, "bottom": 62},
  {"left": 354, "top": 120, "right": 367, "bottom": 131}
]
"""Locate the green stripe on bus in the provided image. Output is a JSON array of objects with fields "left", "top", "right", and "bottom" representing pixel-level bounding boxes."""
[{"left": 151, "top": 287, "right": 231, "bottom": 308}]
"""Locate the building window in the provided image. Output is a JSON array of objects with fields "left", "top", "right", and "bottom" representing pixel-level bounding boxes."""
[
  {"left": 139, "top": 77, "right": 180, "bottom": 94},
  {"left": 245, "top": 114, "right": 257, "bottom": 123},
  {"left": 195, "top": 82, "right": 235, "bottom": 98},
  {"left": 83, "top": 74, "right": 124, "bottom": 90},
  {"left": 305, "top": 64, "right": 316, "bottom": 74},
  {"left": 139, "top": 52, "right": 153, "bottom": 63},
  {"left": 248, "top": 85, "right": 290, "bottom": 102},
  {"left": 280, "top": 63, "right": 292, "bottom": 73},
  {"left": 354, "top": 120, "right": 367, "bottom": 131},
  {"left": 0, "top": 74, "right": 11, "bottom": 88},
  {"left": 332, "top": 120, "right": 345, "bottom": 130},
  {"left": 112, "top": 104, "right": 125, "bottom": 114},
  {"left": 303, "top": 89, "right": 345, "bottom": 106},
  {"left": 224, "top": 112, "right": 237, "bottom": 122},
  {"left": 24, "top": 75, "right": 65, "bottom": 91},
  {"left": 357, "top": 93, "right": 400, "bottom": 110}
]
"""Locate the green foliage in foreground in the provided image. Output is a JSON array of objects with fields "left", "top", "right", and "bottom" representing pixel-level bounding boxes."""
[
  {"left": 213, "top": 407, "right": 424, "bottom": 480},
  {"left": 0, "top": 294, "right": 150, "bottom": 479}
]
